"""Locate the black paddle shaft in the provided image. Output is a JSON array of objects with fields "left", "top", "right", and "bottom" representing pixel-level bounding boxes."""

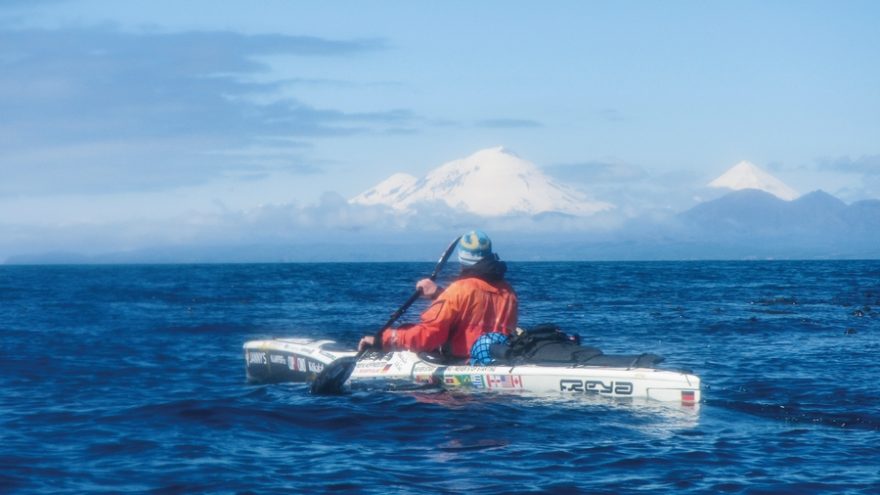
[
  {"left": 371, "top": 235, "right": 462, "bottom": 344},
  {"left": 310, "top": 236, "right": 460, "bottom": 395}
]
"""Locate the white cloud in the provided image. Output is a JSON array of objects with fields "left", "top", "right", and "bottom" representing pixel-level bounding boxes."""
[
  {"left": 0, "top": 26, "right": 411, "bottom": 197},
  {"left": 0, "top": 187, "right": 630, "bottom": 261}
]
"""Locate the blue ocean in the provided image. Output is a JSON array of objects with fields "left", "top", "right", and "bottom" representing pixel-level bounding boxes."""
[{"left": 1, "top": 261, "right": 878, "bottom": 494}]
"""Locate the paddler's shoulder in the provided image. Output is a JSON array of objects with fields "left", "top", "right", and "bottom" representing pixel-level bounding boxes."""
[{"left": 448, "top": 276, "right": 514, "bottom": 294}]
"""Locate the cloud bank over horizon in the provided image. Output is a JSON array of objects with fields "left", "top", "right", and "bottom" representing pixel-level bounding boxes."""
[{"left": 3, "top": 148, "right": 879, "bottom": 263}]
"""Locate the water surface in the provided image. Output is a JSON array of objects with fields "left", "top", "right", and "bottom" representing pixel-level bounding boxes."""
[{"left": 1, "top": 261, "right": 878, "bottom": 494}]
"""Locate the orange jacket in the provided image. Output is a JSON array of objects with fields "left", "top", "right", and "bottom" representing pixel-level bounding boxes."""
[{"left": 381, "top": 277, "right": 518, "bottom": 358}]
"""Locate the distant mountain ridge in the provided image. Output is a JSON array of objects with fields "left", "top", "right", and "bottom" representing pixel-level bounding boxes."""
[
  {"left": 7, "top": 187, "right": 878, "bottom": 263},
  {"left": 351, "top": 147, "right": 613, "bottom": 217},
  {"left": 681, "top": 189, "right": 867, "bottom": 230},
  {"left": 676, "top": 188, "right": 880, "bottom": 257}
]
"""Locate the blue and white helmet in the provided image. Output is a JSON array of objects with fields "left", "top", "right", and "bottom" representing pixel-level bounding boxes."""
[{"left": 458, "top": 230, "right": 492, "bottom": 266}]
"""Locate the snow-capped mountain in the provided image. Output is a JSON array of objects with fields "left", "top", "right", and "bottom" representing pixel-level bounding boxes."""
[
  {"left": 709, "top": 161, "right": 799, "bottom": 200},
  {"left": 350, "top": 147, "right": 613, "bottom": 217},
  {"left": 350, "top": 173, "right": 418, "bottom": 207}
]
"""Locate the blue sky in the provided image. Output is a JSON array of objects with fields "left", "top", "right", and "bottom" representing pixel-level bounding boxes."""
[{"left": 1, "top": 1, "right": 879, "bottom": 259}]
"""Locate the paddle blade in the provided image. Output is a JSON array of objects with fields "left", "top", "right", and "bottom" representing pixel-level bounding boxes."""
[{"left": 310, "top": 356, "right": 357, "bottom": 395}]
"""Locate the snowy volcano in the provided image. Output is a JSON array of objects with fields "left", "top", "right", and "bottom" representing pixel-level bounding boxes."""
[
  {"left": 351, "top": 147, "right": 613, "bottom": 217},
  {"left": 709, "top": 161, "right": 799, "bottom": 200}
]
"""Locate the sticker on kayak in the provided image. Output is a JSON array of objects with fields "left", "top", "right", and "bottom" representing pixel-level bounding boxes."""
[
  {"left": 448, "top": 366, "right": 501, "bottom": 373},
  {"left": 443, "top": 374, "right": 524, "bottom": 390},
  {"left": 287, "top": 356, "right": 307, "bottom": 372},
  {"left": 485, "top": 374, "right": 523, "bottom": 389},
  {"left": 413, "top": 373, "right": 439, "bottom": 385},
  {"left": 247, "top": 352, "right": 267, "bottom": 365},
  {"left": 444, "top": 375, "right": 486, "bottom": 389},
  {"left": 357, "top": 361, "right": 393, "bottom": 371}
]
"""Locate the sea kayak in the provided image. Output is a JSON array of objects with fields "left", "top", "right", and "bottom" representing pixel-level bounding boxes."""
[{"left": 243, "top": 338, "right": 701, "bottom": 404}]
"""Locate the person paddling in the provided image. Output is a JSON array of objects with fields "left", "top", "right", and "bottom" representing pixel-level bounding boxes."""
[{"left": 358, "top": 230, "right": 518, "bottom": 361}]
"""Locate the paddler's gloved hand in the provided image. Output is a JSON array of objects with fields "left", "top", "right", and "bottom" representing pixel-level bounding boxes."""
[
  {"left": 358, "top": 335, "right": 376, "bottom": 351},
  {"left": 416, "top": 278, "right": 443, "bottom": 299}
]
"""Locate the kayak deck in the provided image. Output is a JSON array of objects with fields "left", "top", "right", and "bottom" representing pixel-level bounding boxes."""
[{"left": 243, "top": 338, "right": 701, "bottom": 404}]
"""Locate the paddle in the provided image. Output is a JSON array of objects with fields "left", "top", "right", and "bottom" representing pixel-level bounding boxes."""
[{"left": 310, "top": 236, "right": 461, "bottom": 395}]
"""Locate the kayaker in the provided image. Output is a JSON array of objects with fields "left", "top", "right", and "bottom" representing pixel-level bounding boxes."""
[{"left": 358, "top": 230, "right": 518, "bottom": 360}]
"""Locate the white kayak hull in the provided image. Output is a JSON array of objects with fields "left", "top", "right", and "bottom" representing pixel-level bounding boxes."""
[{"left": 243, "top": 338, "right": 701, "bottom": 404}]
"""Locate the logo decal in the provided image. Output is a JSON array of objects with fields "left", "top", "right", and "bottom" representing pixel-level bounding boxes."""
[
  {"left": 247, "top": 352, "right": 267, "bottom": 365},
  {"left": 559, "top": 379, "right": 633, "bottom": 395}
]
